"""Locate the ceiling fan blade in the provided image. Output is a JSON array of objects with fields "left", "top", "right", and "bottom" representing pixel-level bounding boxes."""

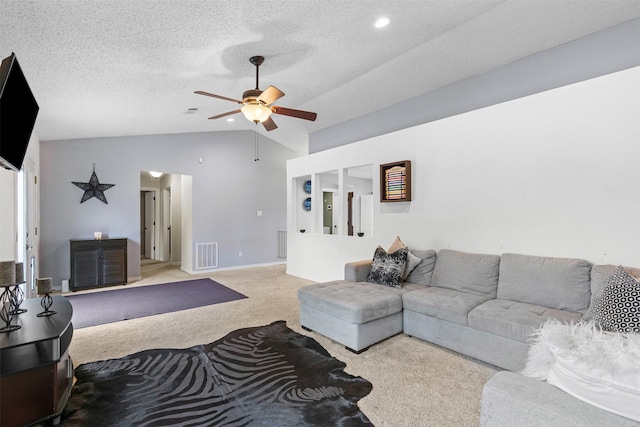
[
  {"left": 208, "top": 110, "right": 241, "bottom": 120},
  {"left": 258, "top": 85, "right": 285, "bottom": 106},
  {"left": 195, "top": 90, "right": 242, "bottom": 104},
  {"left": 262, "top": 116, "right": 278, "bottom": 131},
  {"left": 271, "top": 106, "right": 317, "bottom": 121}
]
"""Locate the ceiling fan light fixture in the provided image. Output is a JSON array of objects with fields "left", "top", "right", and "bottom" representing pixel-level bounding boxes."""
[
  {"left": 149, "top": 171, "right": 163, "bottom": 178},
  {"left": 241, "top": 103, "right": 272, "bottom": 123}
]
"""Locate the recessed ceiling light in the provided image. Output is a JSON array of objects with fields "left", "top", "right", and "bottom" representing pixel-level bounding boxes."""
[
  {"left": 375, "top": 17, "right": 390, "bottom": 29},
  {"left": 227, "top": 117, "right": 235, "bottom": 122}
]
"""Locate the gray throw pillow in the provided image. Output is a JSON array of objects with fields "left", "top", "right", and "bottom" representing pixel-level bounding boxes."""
[
  {"left": 583, "top": 265, "right": 640, "bottom": 334},
  {"left": 402, "top": 251, "right": 422, "bottom": 280},
  {"left": 366, "top": 246, "right": 408, "bottom": 288}
]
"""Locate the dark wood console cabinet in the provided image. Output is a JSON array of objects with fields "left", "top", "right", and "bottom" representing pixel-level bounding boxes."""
[
  {"left": 70, "top": 238, "right": 127, "bottom": 291},
  {"left": 0, "top": 296, "right": 74, "bottom": 427}
]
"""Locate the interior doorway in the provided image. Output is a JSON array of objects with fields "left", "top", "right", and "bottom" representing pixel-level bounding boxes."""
[
  {"left": 140, "top": 189, "right": 159, "bottom": 260},
  {"left": 140, "top": 170, "right": 190, "bottom": 273}
]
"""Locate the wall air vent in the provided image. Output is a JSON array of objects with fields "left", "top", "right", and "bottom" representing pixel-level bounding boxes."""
[
  {"left": 195, "top": 242, "right": 218, "bottom": 269},
  {"left": 278, "top": 230, "right": 287, "bottom": 258}
]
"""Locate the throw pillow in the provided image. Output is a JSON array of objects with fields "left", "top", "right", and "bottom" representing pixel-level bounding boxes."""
[
  {"left": 366, "top": 246, "right": 408, "bottom": 288},
  {"left": 522, "top": 319, "right": 640, "bottom": 421},
  {"left": 403, "top": 251, "right": 422, "bottom": 280},
  {"left": 385, "top": 236, "right": 422, "bottom": 279},
  {"left": 387, "top": 236, "right": 406, "bottom": 253},
  {"left": 583, "top": 265, "right": 640, "bottom": 334}
]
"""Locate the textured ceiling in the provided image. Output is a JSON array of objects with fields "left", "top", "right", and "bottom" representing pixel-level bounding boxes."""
[{"left": 2, "top": 1, "right": 640, "bottom": 154}]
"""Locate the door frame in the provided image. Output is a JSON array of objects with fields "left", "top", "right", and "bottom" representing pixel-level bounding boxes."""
[{"left": 18, "top": 156, "right": 39, "bottom": 298}]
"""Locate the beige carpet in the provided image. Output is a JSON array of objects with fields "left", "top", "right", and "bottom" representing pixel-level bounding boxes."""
[{"left": 67, "top": 261, "right": 497, "bottom": 427}]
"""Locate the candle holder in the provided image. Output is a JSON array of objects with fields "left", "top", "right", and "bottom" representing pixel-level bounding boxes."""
[
  {"left": 37, "top": 293, "right": 56, "bottom": 317},
  {"left": 36, "top": 278, "right": 56, "bottom": 317},
  {"left": 11, "top": 262, "right": 26, "bottom": 315},
  {"left": 9, "top": 283, "right": 27, "bottom": 315},
  {"left": 0, "top": 285, "right": 20, "bottom": 332}
]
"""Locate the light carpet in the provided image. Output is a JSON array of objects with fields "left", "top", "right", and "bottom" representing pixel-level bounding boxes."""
[{"left": 66, "top": 262, "right": 497, "bottom": 426}]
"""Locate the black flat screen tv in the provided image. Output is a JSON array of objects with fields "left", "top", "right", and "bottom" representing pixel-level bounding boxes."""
[{"left": 0, "top": 52, "right": 39, "bottom": 171}]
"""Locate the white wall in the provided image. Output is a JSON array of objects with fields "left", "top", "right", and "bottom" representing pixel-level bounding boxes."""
[{"left": 287, "top": 66, "right": 640, "bottom": 282}]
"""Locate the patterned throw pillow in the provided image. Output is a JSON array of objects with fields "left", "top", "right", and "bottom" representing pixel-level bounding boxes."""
[
  {"left": 583, "top": 265, "right": 640, "bottom": 334},
  {"left": 366, "top": 246, "right": 408, "bottom": 288},
  {"left": 386, "top": 236, "right": 422, "bottom": 279}
]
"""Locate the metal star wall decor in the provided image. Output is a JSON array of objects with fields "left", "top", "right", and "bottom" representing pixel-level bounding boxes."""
[{"left": 72, "top": 164, "right": 115, "bottom": 204}]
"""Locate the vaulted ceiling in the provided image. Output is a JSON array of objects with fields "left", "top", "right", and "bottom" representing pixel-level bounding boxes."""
[{"left": 3, "top": 1, "right": 640, "bottom": 153}]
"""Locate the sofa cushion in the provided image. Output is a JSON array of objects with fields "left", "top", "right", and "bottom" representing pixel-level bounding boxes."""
[
  {"left": 497, "top": 253, "right": 591, "bottom": 313},
  {"left": 403, "top": 286, "right": 491, "bottom": 326},
  {"left": 366, "top": 246, "right": 408, "bottom": 288},
  {"left": 583, "top": 265, "right": 640, "bottom": 334},
  {"left": 298, "top": 280, "right": 415, "bottom": 324},
  {"left": 468, "top": 299, "right": 583, "bottom": 343},
  {"left": 430, "top": 249, "right": 500, "bottom": 298},
  {"left": 405, "top": 249, "right": 437, "bottom": 285}
]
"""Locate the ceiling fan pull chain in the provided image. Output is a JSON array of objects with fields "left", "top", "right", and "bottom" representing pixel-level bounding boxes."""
[{"left": 254, "top": 124, "right": 260, "bottom": 161}]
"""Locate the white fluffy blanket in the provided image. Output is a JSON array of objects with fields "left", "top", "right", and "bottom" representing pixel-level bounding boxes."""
[{"left": 522, "top": 319, "right": 640, "bottom": 421}]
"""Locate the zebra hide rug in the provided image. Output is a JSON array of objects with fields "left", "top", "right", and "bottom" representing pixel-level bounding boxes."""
[{"left": 60, "top": 321, "right": 374, "bottom": 426}]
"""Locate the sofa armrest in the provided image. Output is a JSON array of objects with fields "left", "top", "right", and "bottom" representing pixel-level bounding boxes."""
[{"left": 344, "top": 260, "right": 372, "bottom": 282}]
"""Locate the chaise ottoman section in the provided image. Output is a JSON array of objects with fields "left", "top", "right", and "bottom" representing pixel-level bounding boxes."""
[{"left": 298, "top": 280, "right": 418, "bottom": 352}]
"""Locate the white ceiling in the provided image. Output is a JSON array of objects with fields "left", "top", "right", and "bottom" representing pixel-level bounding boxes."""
[{"left": 2, "top": 1, "right": 640, "bottom": 154}]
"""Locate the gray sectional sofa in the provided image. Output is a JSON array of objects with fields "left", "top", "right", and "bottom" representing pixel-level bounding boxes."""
[
  {"left": 298, "top": 249, "right": 590, "bottom": 370},
  {"left": 297, "top": 248, "right": 639, "bottom": 426}
]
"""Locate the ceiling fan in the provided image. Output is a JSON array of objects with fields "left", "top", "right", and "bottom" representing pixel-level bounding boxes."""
[{"left": 195, "top": 55, "right": 317, "bottom": 131}]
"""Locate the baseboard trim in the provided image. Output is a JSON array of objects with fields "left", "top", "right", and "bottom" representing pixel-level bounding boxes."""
[{"left": 184, "top": 261, "right": 286, "bottom": 275}]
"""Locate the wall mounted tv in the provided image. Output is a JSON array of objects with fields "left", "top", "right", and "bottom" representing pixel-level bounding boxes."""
[{"left": 0, "top": 52, "right": 39, "bottom": 172}]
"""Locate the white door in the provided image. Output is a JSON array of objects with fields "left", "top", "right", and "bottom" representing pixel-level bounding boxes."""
[
  {"left": 162, "top": 187, "right": 171, "bottom": 262},
  {"left": 24, "top": 157, "right": 38, "bottom": 298},
  {"left": 144, "top": 191, "right": 155, "bottom": 259}
]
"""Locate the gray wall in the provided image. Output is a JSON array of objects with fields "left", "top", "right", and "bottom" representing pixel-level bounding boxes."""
[
  {"left": 40, "top": 130, "right": 295, "bottom": 289},
  {"left": 310, "top": 18, "right": 640, "bottom": 153}
]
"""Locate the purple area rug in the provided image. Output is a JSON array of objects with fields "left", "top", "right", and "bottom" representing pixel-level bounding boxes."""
[{"left": 66, "top": 279, "right": 247, "bottom": 328}]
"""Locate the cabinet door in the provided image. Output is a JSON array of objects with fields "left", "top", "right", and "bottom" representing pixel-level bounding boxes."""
[
  {"left": 72, "top": 248, "right": 100, "bottom": 289},
  {"left": 1, "top": 363, "right": 54, "bottom": 426},
  {"left": 101, "top": 246, "right": 126, "bottom": 285}
]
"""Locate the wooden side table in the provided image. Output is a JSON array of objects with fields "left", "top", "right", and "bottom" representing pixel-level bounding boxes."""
[{"left": 0, "top": 296, "right": 73, "bottom": 426}]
